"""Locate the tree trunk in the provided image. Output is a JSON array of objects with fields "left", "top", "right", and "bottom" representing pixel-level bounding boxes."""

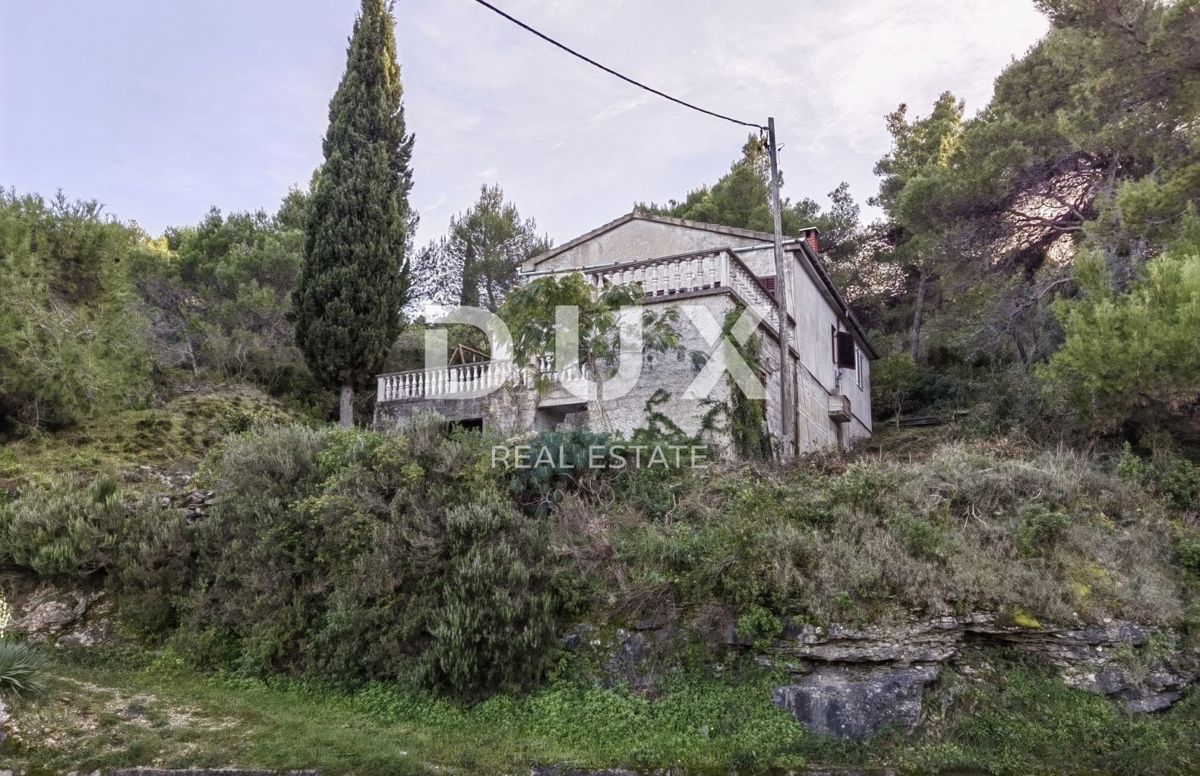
[
  {"left": 909, "top": 269, "right": 927, "bottom": 362},
  {"left": 339, "top": 383, "right": 354, "bottom": 428}
]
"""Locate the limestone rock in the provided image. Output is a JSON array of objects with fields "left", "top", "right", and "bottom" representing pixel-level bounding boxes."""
[
  {"left": 775, "top": 617, "right": 962, "bottom": 663},
  {"left": 758, "top": 613, "right": 1197, "bottom": 720},
  {"left": 2, "top": 575, "right": 115, "bottom": 646},
  {"left": 1062, "top": 650, "right": 1200, "bottom": 713},
  {"left": 11, "top": 585, "right": 113, "bottom": 645},
  {"left": 773, "top": 663, "right": 940, "bottom": 740}
]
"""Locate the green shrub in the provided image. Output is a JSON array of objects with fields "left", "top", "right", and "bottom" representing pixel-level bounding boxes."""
[
  {"left": 422, "top": 499, "right": 559, "bottom": 698},
  {"left": 179, "top": 423, "right": 570, "bottom": 698},
  {"left": 1177, "top": 536, "right": 1200, "bottom": 576},
  {"left": 0, "top": 192, "right": 152, "bottom": 434},
  {"left": 507, "top": 428, "right": 616, "bottom": 514},
  {"left": 1015, "top": 503, "right": 1070, "bottom": 558},
  {"left": 736, "top": 605, "right": 783, "bottom": 649},
  {"left": 895, "top": 515, "right": 952, "bottom": 562},
  {"left": 1159, "top": 456, "right": 1200, "bottom": 512},
  {"left": 0, "top": 475, "right": 127, "bottom": 576},
  {"left": 1117, "top": 442, "right": 1152, "bottom": 485},
  {"left": 0, "top": 640, "right": 47, "bottom": 695},
  {"left": 1041, "top": 248, "right": 1200, "bottom": 435}
]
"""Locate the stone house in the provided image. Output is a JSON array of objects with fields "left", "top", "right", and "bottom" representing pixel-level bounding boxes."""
[{"left": 375, "top": 212, "right": 876, "bottom": 456}]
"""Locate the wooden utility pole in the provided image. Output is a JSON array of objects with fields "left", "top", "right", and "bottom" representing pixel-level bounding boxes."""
[{"left": 765, "top": 117, "right": 794, "bottom": 459}]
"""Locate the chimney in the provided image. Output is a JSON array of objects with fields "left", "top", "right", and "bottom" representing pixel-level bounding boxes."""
[{"left": 802, "top": 228, "right": 821, "bottom": 254}]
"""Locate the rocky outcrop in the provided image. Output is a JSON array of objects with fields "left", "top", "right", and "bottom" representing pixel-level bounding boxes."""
[
  {"left": 758, "top": 613, "right": 1199, "bottom": 737},
  {"left": 5, "top": 577, "right": 114, "bottom": 646},
  {"left": 774, "top": 616, "right": 964, "bottom": 664},
  {"left": 567, "top": 611, "right": 1197, "bottom": 742},
  {"left": 772, "top": 663, "right": 940, "bottom": 740}
]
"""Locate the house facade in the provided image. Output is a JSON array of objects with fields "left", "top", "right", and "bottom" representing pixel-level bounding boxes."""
[{"left": 374, "top": 213, "right": 875, "bottom": 456}]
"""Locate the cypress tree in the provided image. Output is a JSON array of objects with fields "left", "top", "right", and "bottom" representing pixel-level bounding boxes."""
[{"left": 294, "top": 0, "right": 414, "bottom": 426}]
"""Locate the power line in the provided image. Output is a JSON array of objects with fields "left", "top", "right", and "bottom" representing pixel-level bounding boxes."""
[{"left": 465, "top": 0, "right": 766, "bottom": 131}]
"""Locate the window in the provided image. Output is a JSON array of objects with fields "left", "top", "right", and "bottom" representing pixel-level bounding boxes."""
[
  {"left": 835, "top": 331, "right": 856, "bottom": 369},
  {"left": 856, "top": 348, "right": 864, "bottom": 390}
]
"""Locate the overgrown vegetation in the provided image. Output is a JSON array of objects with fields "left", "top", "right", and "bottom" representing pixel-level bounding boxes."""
[
  {"left": 2, "top": 0, "right": 1199, "bottom": 771},
  {"left": 0, "top": 192, "right": 152, "bottom": 434},
  {"left": 1, "top": 420, "right": 1195, "bottom": 710}
]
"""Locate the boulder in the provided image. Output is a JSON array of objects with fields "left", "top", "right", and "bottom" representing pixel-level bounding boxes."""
[
  {"left": 772, "top": 663, "right": 940, "bottom": 740},
  {"left": 760, "top": 613, "right": 1197, "bottom": 716},
  {"left": 1062, "top": 651, "right": 1200, "bottom": 713},
  {"left": 10, "top": 583, "right": 114, "bottom": 646}
]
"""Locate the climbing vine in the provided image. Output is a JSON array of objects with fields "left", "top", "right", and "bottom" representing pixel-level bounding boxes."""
[{"left": 698, "top": 305, "right": 773, "bottom": 460}]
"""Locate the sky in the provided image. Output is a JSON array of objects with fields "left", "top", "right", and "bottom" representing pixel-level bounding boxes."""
[{"left": 0, "top": 1, "right": 1049, "bottom": 246}]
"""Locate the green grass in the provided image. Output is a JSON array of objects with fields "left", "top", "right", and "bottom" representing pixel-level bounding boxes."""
[{"left": 3, "top": 647, "right": 1198, "bottom": 775}]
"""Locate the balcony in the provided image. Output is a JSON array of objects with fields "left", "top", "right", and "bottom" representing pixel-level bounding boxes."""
[
  {"left": 827, "top": 394, "right": 852, "bottom": 423},
  {"left": 582, "top": 249, "right": 779, "bottom": 325},
  {"left": 376, "top": 249, "right": 782, "bottom": 404},
  {"left": 377, "top": 355, "right": 590, "bottom": 403}
]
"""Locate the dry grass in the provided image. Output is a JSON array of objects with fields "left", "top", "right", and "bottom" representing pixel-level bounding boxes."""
[{"left": 558, "top": 431, "right": 1189, "bottom": 628}]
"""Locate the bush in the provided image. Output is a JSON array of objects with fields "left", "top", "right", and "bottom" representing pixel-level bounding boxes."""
[
  {"left": 1159, "top": 455, "right": 1200, "bottom": 512},
  {"left": 1177, "top": 536, "right": 1200, "bottom": 577},
  {"left": 0, "top": 640, "right": 47, "bottom": 695},
  {"left": 422, "top": 499, "right": 559, "bottom": 697},
  {"left": 1015, "top": 503, "right": 1070, "bottom": 558},
  {"left": 178, "top": 423, "right": 571, "bottom": 698},
  {"left": 507, "top": 428, "right": 616, "bottom": 514},
  {"left": 1117, "top": 442, "right": 1152, "bottom": 485},
  {"left": 0, "top": 475, "right": 128, "bottom": 576},
  {"left": 1041, "top": 248, "right": 1200, "bottom": 436},
  {"left": 0, "top": 192, "right": 152, "bottom": 434},
  {"left": 0, "top": 471, "right": 189, "bottom": 604},
  {"left": 896, "top": 515, "right": 952, "bottom": 562},
  {"left": 736, "top": 605, "right": 783, "bottom": 649}
]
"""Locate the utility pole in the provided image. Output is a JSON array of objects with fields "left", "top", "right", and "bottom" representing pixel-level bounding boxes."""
[{"left": 765, "top": 117, "right": 794, "bottom": 459}]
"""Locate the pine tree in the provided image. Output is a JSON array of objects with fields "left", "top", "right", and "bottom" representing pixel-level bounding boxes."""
[
  {"left": 294, "top": 0, "right": 414, "bottom": 426},
  {"left": 412, "top": 184, "right": 552, "bottom": 311}
]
